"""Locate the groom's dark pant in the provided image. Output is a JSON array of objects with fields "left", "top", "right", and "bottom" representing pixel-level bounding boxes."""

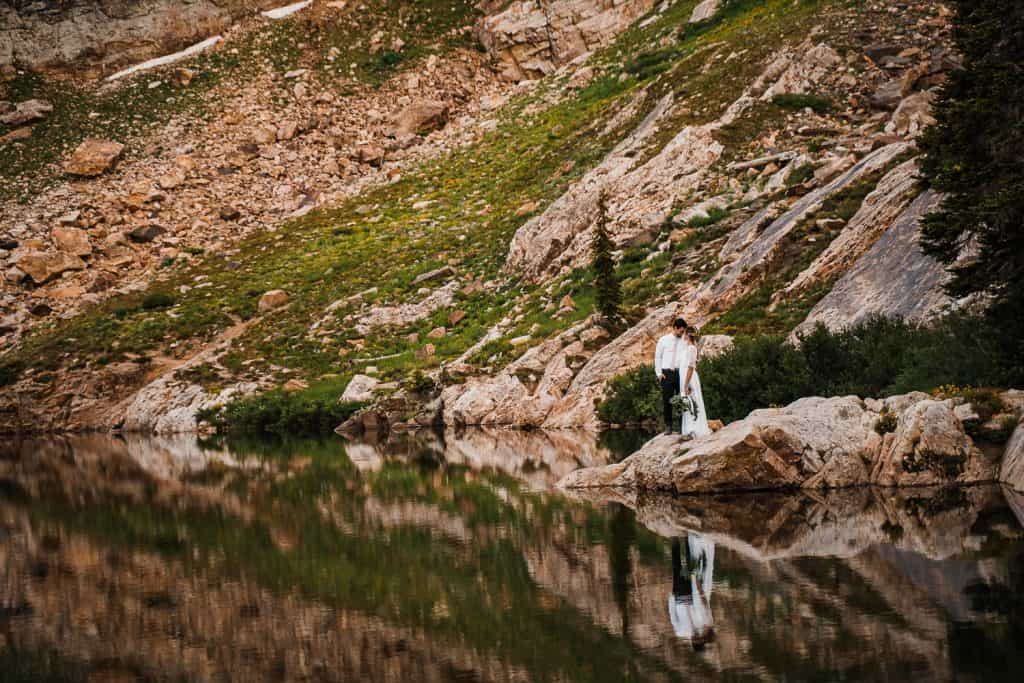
[{"left": 661, "top": 369, "right": 680, "bottom": 430}]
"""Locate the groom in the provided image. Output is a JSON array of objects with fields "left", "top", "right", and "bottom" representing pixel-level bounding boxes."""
[{"left": 655, "top": 317, "right": 688, "bottom": 435}]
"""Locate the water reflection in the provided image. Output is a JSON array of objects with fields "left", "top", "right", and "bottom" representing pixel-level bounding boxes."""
[
  {"left": 669, "top": 535, "right": 715, "bottom": 648},
  {"left": 1, "top": 431, "right": 1022, "bottom": 682}
]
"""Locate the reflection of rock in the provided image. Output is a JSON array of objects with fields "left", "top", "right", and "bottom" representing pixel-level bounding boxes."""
[
  {"left": 342, "top": 427, "right": 613, "bottom": 489},
  {"left": 561, "top": 394, "right": 1003, "bottom": 493}
]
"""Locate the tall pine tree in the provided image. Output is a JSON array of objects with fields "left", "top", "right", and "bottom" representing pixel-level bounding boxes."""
[
  {"left": 592, "top": 192, "right": 622, "bottom": 322},
  {"left": 918, "top": 0, "right": 1024, "bottom": 306}
]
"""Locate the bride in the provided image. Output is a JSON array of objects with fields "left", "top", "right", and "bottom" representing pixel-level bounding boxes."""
[{"left": 679, "top": 325, "right": 710, "bottom": 439}]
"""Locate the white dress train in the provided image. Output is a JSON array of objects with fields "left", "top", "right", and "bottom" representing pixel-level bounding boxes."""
[{"left": 679, "top": 341, "right": 710, "bottom": 438}]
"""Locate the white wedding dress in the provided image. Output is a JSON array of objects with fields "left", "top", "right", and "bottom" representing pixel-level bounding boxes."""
[{"left": 679, "top": 341, "right": 710, "bottom": 438}]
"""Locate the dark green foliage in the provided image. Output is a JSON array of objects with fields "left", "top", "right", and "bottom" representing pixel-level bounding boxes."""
[
  {"left": 198, "top": 392, "right": 368, "bottom": 435},
  {"left": 600, "top": 315, "right": 1024, "bottom": 425},
  {"left": 771, "top": 93, "right": 833, "bottom": 113},
  {"left": 141, "top": 293, "right": 176, "bottom": 310},
  {"left": 918, "top": 0, "right": 1024, "bottom": 307},
  {"left": 874, "top": 407, "right": 898, "bottom": 435},
  {"left": 785, "top": 162, "right": 816, "bottom": 187},
  {"left": 591, "top": 193, "right": 622, "bottom": 322},
  {"left": 0, "top": 360, "right": 22, "bottom": 387},
  {"left": 699, "top": 334, "right": 812, "bottom": 423},
  {"left": 409, "top": 369, "right": 435, "bottom": 394},
  {"left": 596, "top": 366, "right": 661, "bottom": 424}
]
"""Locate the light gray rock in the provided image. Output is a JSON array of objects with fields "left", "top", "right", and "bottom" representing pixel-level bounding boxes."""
[
  {"left": 796, "top": 190, "right": 960, "bottom": 334},
  {"left": 689, "top": 0, "right": 721, "bottom": 23},
  {"left": 561, "top": 393, "right": 1000, "bottom": 493},
  {"left": 257, "top": 289, "right": 289, "bottom": 313},
  {"left": 1000, "top": 419, "right": 1024, "bottom": 492},
  {"left": 341, "top": 374, "right": 379, "bottom": 402},
  {"left": 690, "top": 143, "right": 910, "bottom": 318},
  {"left": 783, "top": 158, "right": 919, "bottom": 299}
]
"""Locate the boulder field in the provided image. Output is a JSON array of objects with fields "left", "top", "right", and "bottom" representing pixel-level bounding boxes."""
[{"left": 560, "top": 390, "right": 1024, "bottom": 494}]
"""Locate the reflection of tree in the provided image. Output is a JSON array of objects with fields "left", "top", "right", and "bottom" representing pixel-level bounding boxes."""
[
  {"left": 949, "top": 548, "right": 1024, "bottom": 680},
  {"left": 608, "top": 503, "right": 636, "bottom": 636}
]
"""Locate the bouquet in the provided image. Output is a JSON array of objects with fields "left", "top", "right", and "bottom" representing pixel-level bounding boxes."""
[{"left": 671, "top": 393, "right": 699, "bottom": 419}]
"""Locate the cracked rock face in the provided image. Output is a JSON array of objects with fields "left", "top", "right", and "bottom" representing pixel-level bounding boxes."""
[
  {"left": 0, "top": 0, "right": 276, "bottom": 72},
  {"left": 476, "top": 0, "right": 659, "bottom": 81}
]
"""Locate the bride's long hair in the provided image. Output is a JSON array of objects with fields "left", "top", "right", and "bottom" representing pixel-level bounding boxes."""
[{"left": 685, "top": 325, "right": 700, "bottom": 344}]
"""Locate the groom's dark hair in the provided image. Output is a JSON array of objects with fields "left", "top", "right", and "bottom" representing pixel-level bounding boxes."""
[{"left": 673, "top": 317, "right": 688, "bottom": 329}]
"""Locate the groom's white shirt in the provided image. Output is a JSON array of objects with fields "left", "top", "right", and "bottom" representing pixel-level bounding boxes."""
[{"left": 654, "top": 333, "right": 684, "bottom": 376}]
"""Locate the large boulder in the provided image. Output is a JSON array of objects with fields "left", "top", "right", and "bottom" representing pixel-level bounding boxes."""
[
  {"left": 63, "top": 138, "right": 124, "bottom": 176},
  {"left": 13, "top": 250, "right": 86, "bottom": 284},
  {"left": 561, "top": 393, "right": 1003, "bottom": 493},
  {"left": 391, "top": 100, "right": 449, "bottom": 137},
  {"left": 341, "top": 374, "right": 379, "bottom": 402},
  {"left": 1000, "top": 418, "right": 1024, "bottom": 492},
  {"left": 871, "top": 399, "right": 993, "bottom": 486},
  {"left": 52, "top": 227, "right": 92, "bottom": 257}
]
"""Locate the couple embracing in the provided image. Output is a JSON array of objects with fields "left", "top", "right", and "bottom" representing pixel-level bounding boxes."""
[{"left": 654, "top": 317, "right": 710, "bottom": 438}]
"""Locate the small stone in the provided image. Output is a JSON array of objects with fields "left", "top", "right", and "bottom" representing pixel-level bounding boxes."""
[
  {"left": 258, "top": 289, "right": 289, "bottom": 313},
  {"left": 427, "top": 326, "right": 447, "bottom": 339},
  {"left": 415, "top": 343, "right": 436, "bottom": 359},
  {"left": 412, "top": 265, "right": 454, "bottom": 285},
  {"left": 220, "top": 206, "right": 241, "bottom": 221},
  {"left": 510, "top": 335, "right": 531, "bottom": 346},
  {"left": 283, "top": 378, "right": 309, "bottom": 392},
  {"left": 356, "top": 144, "right": 386, "bottom": 166},
  {"left": 29, "top": 302, "right": 52, "bottom": 316},
  {"left": 560, "top": 294, "right": 576, "bottom": 311},
  {"left": 515, "top": 201, "right": 539, "bottom": 216},
  {"left": 448, "top": 310, "right": 467, "bottom": 326}
]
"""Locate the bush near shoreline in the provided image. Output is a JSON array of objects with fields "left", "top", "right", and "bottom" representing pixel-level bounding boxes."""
[{"left": 598, "top": 311, "right": 1024, "bottom": 427}]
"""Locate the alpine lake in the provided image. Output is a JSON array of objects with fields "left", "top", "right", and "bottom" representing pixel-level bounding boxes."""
[{"left": 2, "top": 428, "right": 1022, "bottom": 682}]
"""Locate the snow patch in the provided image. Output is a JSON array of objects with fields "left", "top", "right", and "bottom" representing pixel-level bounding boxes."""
[
  {"left": 262, "top": 0, "right": 313, "bottom": 20},
  {"left": 106, "top": 36, "right": 221, "bottom": 81}
]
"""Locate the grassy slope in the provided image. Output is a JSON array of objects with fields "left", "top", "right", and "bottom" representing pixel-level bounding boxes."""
[{"left": 2, "top": 0, "right": 850, "bottom": 415}]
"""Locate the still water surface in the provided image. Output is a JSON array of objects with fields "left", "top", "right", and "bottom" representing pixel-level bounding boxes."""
[{"left": 1, "top": 429, "right": 1022, "bottom": 681}]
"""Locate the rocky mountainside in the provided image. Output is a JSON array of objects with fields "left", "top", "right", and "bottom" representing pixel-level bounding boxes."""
[{"left": 0, "top": 0, "right": 969, "bottom": 434}]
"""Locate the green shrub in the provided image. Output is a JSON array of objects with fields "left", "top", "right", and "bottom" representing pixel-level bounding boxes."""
[
  {"left": 874, "top": 406, "right": 898, "bottom": 435},
  {"left": 771, "top": 93, "right": 833, "bottom": 113},
  {"left": 199, "top": 391, "right": 368, "bottom": 435},
  {"left": 409, "top": 369, "right": 435, "bottom": 394},
  {"left": 699, "top": 334, "right": 812, "bottom": 423},
  {"left": 598, "top": 314, "right": 1024, "bottom": 426},
  {"left": 785, "top": 163, "right": 816, "bottom": 188},
  {"left": 597, "top": 366, "right": 661, "bottom": 425},
  {"left": 141, "top": 293, "right": 176, "bottom": 310}
]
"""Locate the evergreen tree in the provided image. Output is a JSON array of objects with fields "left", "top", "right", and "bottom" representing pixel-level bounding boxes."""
[
  {"left": 591, "top": 192, "right": 622, "bottom": 322},
  {"left": 918, "top": 0, "right": 1024, "bottom": 305}
]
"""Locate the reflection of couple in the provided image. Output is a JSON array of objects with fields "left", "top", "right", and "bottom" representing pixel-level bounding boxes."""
[
  {"left": 668, "top": 534, "right": 715, "bottom": 649},
  {"left": 655, "top": 317, "right": 710, "bottom": 438}
]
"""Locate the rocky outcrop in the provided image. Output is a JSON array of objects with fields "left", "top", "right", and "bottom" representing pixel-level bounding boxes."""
[
  {"left": 0, "top": 0, "right": 275, "bottom": 73},
  {"left": 795, "top": 190, "right": 958, "bottom": 333},
  {"left": 782, "top": 158, "right": 920, "bottom": 297},
  {"left": 476, "top": 0, "right": 660, "bottom": 81},
  {"left": 689, "top": 0, "right": 720, "bottom": 24},
  {"left": 689, "top": 142, "right": 910, "bottom": 317},
  {"left": 560, "top": 392, "right": 1012, "bottom": 493}
]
